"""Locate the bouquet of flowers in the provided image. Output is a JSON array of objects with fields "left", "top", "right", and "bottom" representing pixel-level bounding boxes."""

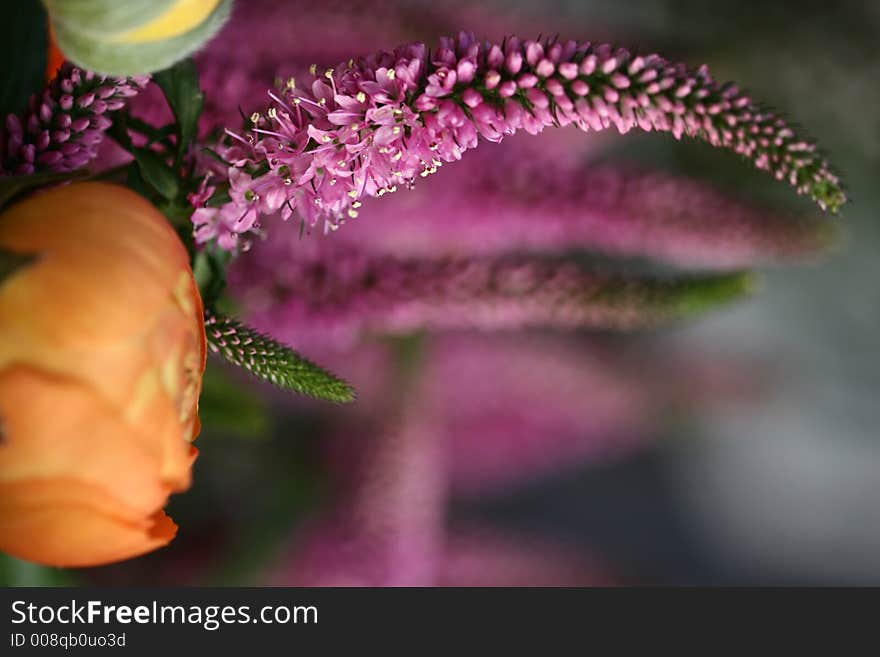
[{"left": 0, "top": 0, "right": 846, "bottom": 584}]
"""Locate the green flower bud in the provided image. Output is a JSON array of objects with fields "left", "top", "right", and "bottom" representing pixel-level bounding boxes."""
[{"left": 43, "top": 0, "right": 232, "bottom": 76}]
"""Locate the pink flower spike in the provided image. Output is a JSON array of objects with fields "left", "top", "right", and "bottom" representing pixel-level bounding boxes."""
[{"left": 195, "top": 32, "right": 846, "bottom": 249}]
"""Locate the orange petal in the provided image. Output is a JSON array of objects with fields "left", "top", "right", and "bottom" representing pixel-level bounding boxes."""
[
  {"left": 0, "top": 481, "right": 177, "bottom": 567},
  {"left": 0, "top": 365, "right": 175, "bottom": 514},
  {"left": 45, "top": 22, "right": 64, "bottom": 82},
  {"left": 0, "top": 184, "right": 193, "bottom": 354},
  {"left": 0, "top": 183, "right": 206, "bottom": 444}
]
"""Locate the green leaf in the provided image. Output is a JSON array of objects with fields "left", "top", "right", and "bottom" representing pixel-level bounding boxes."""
[
  {"left": 154, "top": 58, "right": 204, "bottom": 158},
  {"left": 131, "top": 147, "right": 179, "bottom": 201},
  {"left": 0, "top": 247, "right": 39, "bottom": 286},
  {"left": 198, "top": 361, "right": 271, "bottom": 438},
  {"left": 0, "top": 169, "right": 88, "bottom": 211},
  {"left": 123, "top": 116, "right": 177, "bottom": 144},
  {"left": 585, "top": 270, "right": 757, "bottom": 323},
  {"left": 0, "top": 2, "right": 48, "bottom": 117},
  {"left": 192, "top": 247, "right": 231, "bottom": 308},
  {"left": 204, "top": 311, "right": 356, "bottom": 403},
  {"left": 0, "top": 554, "right": 78, "bottom": 587},
  {"left": 547, "top": 270, "right": 757, "bottom": 330},
  {"left": 667, "top": 271, "right": 758, "bottom": 317}
]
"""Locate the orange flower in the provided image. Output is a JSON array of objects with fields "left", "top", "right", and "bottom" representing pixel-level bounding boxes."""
[
  {"left": 0, "top": 182, "right": 206, "bottom": 567},
  {"left": 45, "top": 22, "right": 65, "bottom": 82}
]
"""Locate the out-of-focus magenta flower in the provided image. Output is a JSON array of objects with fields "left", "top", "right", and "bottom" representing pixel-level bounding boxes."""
[
  {"left": 275, "top": 521, "right": 614, "bottom": 586},
  {"left": 195, "top": 31, "right": 844, "bottom": 248},
  {"left": 230, "top": 239, "right": 753, "bottom": 346},
  {"left": 438, "top": 529, "right": 614, "bottom": 586},
  {"left": 431, "top": 334, "right": 771, "bottom": 496},
  {"left": 268, "top": 367, "right": 614, "bottom": 585},
  {"left": 422, "top": 334, "right": 650, "bottom": 496},
  {"left": 276, "top": 390, "right": 446, "bottom": 586},
  {"left": 327, "top": 136, "right": 833, "bottom": 270},
  {"left": 266, "top": 330, "right": 767, "bottom": 585}
]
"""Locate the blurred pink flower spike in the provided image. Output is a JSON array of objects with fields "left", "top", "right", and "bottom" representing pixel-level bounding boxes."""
[
  {"left": 196, "top": 32, "right": 845, "bottom": 248},
  {"left": 438, "top": 529, "right": 614, "bottom": 586},
  {"left": 267, "top": 331, "right": 766, "bottom": 585},
  {"left": 269, "top": 367, "right": 613, "bottom": 586},
  {"left": 273, "top": 380, "right": 446, "bottom": 586},
  {"left": 230, "top": 243, "right": 754, "bottom": 347},
  {"left": 423, "top": 334, "right": 652, "bottom": 496},
  {"left": 276, "top": 521, "right": 614, "bottom": 586},
  {"left": 425, "top": 334, "right": 773, "bottom": 497},
  {"left": 329, "top": 136, "right": 835, "bottom": 270}
]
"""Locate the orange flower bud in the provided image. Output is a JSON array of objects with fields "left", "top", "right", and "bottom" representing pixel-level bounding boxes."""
[{"left": 0, "top": 182, "right": 206, "bottom": 567}]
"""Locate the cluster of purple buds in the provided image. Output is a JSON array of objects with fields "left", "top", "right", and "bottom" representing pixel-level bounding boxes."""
[
  {"left": 0, "top": 63, "right": 148, "bottom": 177},
  {"left": 195, "top": 32, "right": 846, "bottom": 250}
]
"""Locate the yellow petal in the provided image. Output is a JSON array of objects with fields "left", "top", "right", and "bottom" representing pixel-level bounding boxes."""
[{"left": 113, "top": 0, "right": 221, "bottom": 43}]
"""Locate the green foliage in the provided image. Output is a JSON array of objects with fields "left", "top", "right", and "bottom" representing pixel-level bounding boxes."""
[
  {"left": 46, "top": 0, "right": 233, "bottom": 76},
  {"left": 204, "top": 311, "right": 356, "bottom": 403},
  {"left": 192, "top": 246, "right": 231, "bottom": 309},
  {"left": 0, "top": 2, "right": 48, "bottom": 117},
  {"left": 590, "top": 270, "right": 757, "bottom": 322},
  {"left": 198, "top": 361, "right": 271, "bottom": 438},
  {"left": 113, "top": 61, "right": 207, "bottom": 258},
  {"left": 42, "top": 0, "right": 173, "bottom": 35},
  {"left": 131, "top": 147, "right": 180, "bottom": 201},
  {"left": 154, "top": 59, "right": 204, "bottom": 163},
  {"left": 0, "top": 169, "right": 88, "bottom": 212},
  {"left": 188, "top": 412, "right": 326, "bottom": 585},
  {"left": 667, "top": 271, "right": 757, "bottom": 317},
  {"left": 0, "top": 554, "right": 78, "bottom": 587},
  {"left": 0, "top": 247, "right": 39, "bottom": 287}
]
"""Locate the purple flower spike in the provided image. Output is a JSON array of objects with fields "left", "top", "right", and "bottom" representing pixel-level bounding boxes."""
[
  {"left": 199, "top": 32, "right": 846, "bottom": 248},
  {"left": 437, "top": 529, "right": 614, "bottom": 586},
  {"left": 318, "top": 136, "right": 835, "bottom": 270},
  {"left": 267, "top": 374, "right": 611, "bottom": 585},
  {"left": 277, "top": 397, "right": 446, "bottom": 586},
  {"left": 421, "top": 334, "right": 651, "bottom": 496},
  {"left": 230, "top": 243, "right": 754, "bottom": 345},
  {"left": 0, "top": 64, "right": 148, "bottom": 177}
]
